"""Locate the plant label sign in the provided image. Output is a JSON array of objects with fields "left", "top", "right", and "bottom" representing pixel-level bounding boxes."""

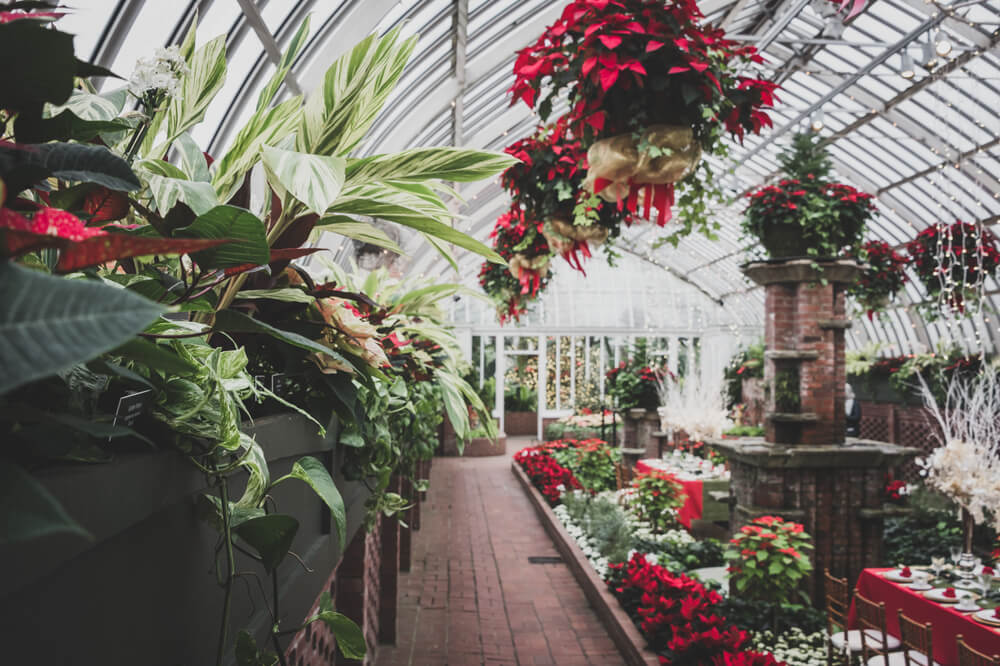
[{"left": 112, "top": 389, "right": 153, "bottom": 428}]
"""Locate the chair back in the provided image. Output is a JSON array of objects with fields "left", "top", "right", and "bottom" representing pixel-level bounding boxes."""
[
  {"left": 957, "top": 635, "right": 1000, "bottom": 666},
  {"left": 897, "top": 611, "right": 933, "bottom": 666},
  {"left": 823, "top": 569, "right": 850, "bottom": 636},
  {"left": 854, "top": 591, "right": 891, "bottom": 660}
]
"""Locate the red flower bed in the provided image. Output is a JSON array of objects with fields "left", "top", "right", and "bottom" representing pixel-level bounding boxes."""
[
  {"left": 608, "top": 552, "right": 783, "bottom": 665},
  {"left": 513, "top": 443, "right": 582, "bottom": 505}
]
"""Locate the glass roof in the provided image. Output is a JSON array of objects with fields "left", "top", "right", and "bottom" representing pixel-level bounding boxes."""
[{"left": 67, "top": 0, "right": 1000, "bottom": 355}]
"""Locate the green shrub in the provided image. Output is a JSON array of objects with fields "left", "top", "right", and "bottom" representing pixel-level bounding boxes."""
[
  {"left": 724, "top": 425, "right": 765, "bottom": 437},
  {"left": 632, "top": 470, "right": 685, "bottom": 533},
  {"left": 562, "top": 492, "right": 634, "bottom": 565}
]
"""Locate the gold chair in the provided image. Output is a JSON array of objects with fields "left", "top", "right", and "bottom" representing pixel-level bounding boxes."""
[
  {"left": 893, "top": 611, "right": 941, "bottom": 666},
  {"left": 855, "top": 591, "right": 902, "bottom": 665},
  {"left": 957, "top": 635, "right": 1000, "bottom": 666},
  {"left": 825, "top": 569, "right": 865, "bottom": 663}
]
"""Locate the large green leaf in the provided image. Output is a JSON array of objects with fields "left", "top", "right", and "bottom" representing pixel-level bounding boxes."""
[
  {"left": 328, "top": 183, "right": 503, "bottom": 263},
  {"left": 175, "top": 205, "right": 269, "bottom": 269},
  {"left": 0, "top": 263, "right": 165, "bottom": 395},
  {"left": 256, "top": 15, "right": 311, "bottom": 112},
  {"left": 0, "top": 142, "right": 141, "bottom": 195},
  {"left": 174, "top": 132, "right": 211, "bottom": 182},
  {"left": 233, "top": 513, "right": 299, "bottom": 571},
  {"left": 163, "top": 34, "right": 227, "bottom": 149},
  {"left": 213, "top": 310, "right": 352, "bottom": 367},
  {"left": 272, "top": 456, "right": 347, "bottom": 549},
  {"left": 0, "top": 461, "right": 92, "bottom": 545},
  {"left": 144, "top": 173, "right": 219, "bottom": 216},
  {"left": 314, "top": 611, "right": 365, "bottom": 660},
  {"left": 113, "top": 337, "right": 200, "bottom": 377},
  {"left": 0, "top": 20, "right": 75, "bottom": 114},
  {"left": 314, "top": 216, "right": 405, "bottom": 255},
  {"left": 346, "top": 147, "right": 518, "bottom": 184},
  {"left": 262, "top": 145, "right": 346, "bottom": 216},
  {"left": 236, "top": 288, "right": 314, "bottom": 304},
  {"left": 297, "top": 26, "right": 416, "bottom": 156},
  {"left": 212, "top": 96, "right": 302, "bottom": 202},
  {"left": 47, "top": 88, "right": 121, "bottom": 122}
]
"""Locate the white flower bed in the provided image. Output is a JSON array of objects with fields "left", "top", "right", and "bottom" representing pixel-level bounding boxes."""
[
  {"left": 751, "top": 628, "right": 827, "bottom": 666},
  {"left": 553, "top": 502, "right": 612, "bottom": 579}
]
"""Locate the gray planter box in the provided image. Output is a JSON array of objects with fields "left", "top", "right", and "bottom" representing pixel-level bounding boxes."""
[{"left": 0, "top": 413, "right": 372, "bottom": 665}]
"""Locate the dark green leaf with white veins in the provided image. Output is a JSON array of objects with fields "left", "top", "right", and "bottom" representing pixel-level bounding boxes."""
[{"left": 0, "top": 263, "right": 165, "bottom": 395}]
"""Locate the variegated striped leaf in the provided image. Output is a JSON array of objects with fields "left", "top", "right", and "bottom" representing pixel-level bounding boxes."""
[
  {"left": 262, "top": 146, "right": 345, "bottom": 217},
  {"left": 256, "top": 15, "right": 310, "bottom": 112},
  {"left": 314, "top": 216, "right": 405, "bottom": 255},
  {"left": 345, "top": 147, "right": 518, "bottom": 185},
  {"left": 48, "top": 89, "right": 121, "bottom": 122},
  {"left": 212, "top": 96, "right": 302, "bottom": 202},
  {"left": 298, "top": 26, "right": 416, "bottom": 156}
]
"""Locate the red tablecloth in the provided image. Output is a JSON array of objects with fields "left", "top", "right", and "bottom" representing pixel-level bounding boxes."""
[
  {"left": 634, "top": 460, "right": 703, "bottom": 529},
  {"left": 848, "top": 568, "right": 1000, "bottom": 665}
]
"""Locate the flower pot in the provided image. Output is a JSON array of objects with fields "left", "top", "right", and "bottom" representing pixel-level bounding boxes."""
[{"left": 759, "top": 220, "right": 812, "bottom": 258}]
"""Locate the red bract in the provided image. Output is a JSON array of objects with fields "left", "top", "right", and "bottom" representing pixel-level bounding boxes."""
[
  {"left": 608, "top": 552, "right": 752, "bottom": 664},
  {"left": 3, "top": 207, "right": 108, "bottom": 241},
  {"left": 514, "top": 444, "right": 582, "bottom": 505},
  {"left": 510, "top": 0, "right": 776, "bottom": 146},
  {"left": 850, "top": 239, "right": 909, "bottom": 321},
  {"left": 905, "top": 221, "right": 1000, "bottom": 313}
]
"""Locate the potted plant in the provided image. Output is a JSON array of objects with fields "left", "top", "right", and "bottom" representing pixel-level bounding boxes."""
[
  {"left": 510, "top": 0, "right": 776, "bottom": 235},
  {"left": 501, "top": 120, "right": 629, "bottom": 273},
  {"left": 850, "top": 239, "right": 910, "bottom": 320},
  {"left": 743, "top": 132, "right": 876, "bottom": 259},
  {"left": 905, "top": 221, "right": 1000, "bottom": 315}
]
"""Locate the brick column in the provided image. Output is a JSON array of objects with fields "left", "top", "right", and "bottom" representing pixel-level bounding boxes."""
[{"left": 713, "top": 259, "right": 917, "bottom": 605}]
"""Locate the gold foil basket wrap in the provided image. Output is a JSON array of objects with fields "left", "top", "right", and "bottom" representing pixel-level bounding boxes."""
[{"left": 584, "top": 125, "right": 701, "bottom": 202}]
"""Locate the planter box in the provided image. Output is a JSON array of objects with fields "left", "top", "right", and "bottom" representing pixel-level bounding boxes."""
[
  {"left": 504, "top": 410, "right": 537, "bottom": 436},
  {"left": 0, "top": 413, "right": 373, "bottom": 666},
  {"left": 511, "top": 462, "right": 659, "bottom": 666},
  {"left": 441, "top": 434, "right": 507, "bottom": 457}
]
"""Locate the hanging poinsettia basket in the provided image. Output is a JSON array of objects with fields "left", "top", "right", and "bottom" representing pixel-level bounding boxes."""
[
  {"left": 510, "top": 0, "right": 777, "bottom": 228},
  {"left": 490, "top": 206, "right": 553, "bottom": 296},
  {"left": 479, "top": 259, "right": 529, "bottom": 323},
  {"left": 501, "top": 121, "right": 627, "bottom": 274},
  {"left": 906, "top": 221, "right": 1000, "bottom": 314},
  {"left": 743, "top": 133, "right": 876, "bottom": 259},
  {"left": 849, "top": 240, "right": 910, "bottom": 320}
]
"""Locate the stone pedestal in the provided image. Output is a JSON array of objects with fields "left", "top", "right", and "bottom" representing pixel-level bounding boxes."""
[
  {"left": 710, "top": 437, "right": 917, "bottom": 603},
  {"left": 625, "top": 408, "right": 660, "bottom": 459},
  {"left": 717, "top": 259, "right": 918, "bottom": 605}
]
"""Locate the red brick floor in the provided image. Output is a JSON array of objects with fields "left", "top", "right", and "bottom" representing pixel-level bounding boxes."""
[{"left": 375, "top": 437, "right": 625, "bottom": 666}]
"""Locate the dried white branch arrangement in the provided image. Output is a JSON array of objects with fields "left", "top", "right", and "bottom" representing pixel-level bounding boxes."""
[
  {"left": 656, "top": 369, "right": 731, "bottom": 442},
  {"left": 916, "top": 370, "right": 1000, "bottom": 531}
]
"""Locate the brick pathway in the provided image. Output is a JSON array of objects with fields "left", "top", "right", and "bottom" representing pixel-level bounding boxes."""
[{"left": 375, "top": 438, "right": 625, "bottom": 666}]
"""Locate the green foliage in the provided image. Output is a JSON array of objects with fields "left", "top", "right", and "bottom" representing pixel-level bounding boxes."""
[
  {"left": 723, "top": 425, "right": 765, "bottom": 437},
  {"left": 882, "top": 489, "right": 963, "bottom": 566},
  {"left": 724, "top": 516, "right": 814, "bottom": 605},
  {"left": 778, "top": 132, "right": 832, "bottom": 182},
  {"left": 505, "top": 382, "right": 538, "bottom": 411},
  {"left": 723, "top": 340, "right": 764, "bottom": 409},
  {"left": 549, "top": 439, "right": 621, "bottom": 493},
  {"left": 562, "top": 492, "right": 635, "bottom": 565},
  {"left": 773, "top": 367, "right": 800, "bottom": 412},
  {"left": 637, "top": 535, "right": 726, "bottom": 573},
  {"left": 632, "top": 470, "right": 685, "bottom": 534},
  {"left": 720, "top": 597, "right": 825, "bottom": 637}
]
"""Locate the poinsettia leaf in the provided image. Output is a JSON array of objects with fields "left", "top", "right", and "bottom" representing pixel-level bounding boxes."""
[
  {"left": 0, "top": 142, "right": 141, "bottom": 195},
  {"left": 175, "top": 205, "right": 269, "bottom": 269},
  {"left": 0, "top": 262, "right": 165, "bottom": 394},
  {"left": 0, "top": 19, "right": 75, "bottom": 115},
  {"left": 233, "top": 513, "right": 299, "bottom": 571},
  {"left": 0, "top": 228, "right": 65, "bottom": 258},
  {"left": 54, "top": 233, "right": 230, "bottom": 273}
]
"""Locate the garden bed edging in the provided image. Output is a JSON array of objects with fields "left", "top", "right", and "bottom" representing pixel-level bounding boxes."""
[{"left": 510, "top": 461, "right": 660, "bottom": 666}]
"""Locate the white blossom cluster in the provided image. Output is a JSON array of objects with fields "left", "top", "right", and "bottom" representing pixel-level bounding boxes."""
[
  {"left": 751, "top": 628, "right": 827, "bottom": 666},
  {"left": 553, "top": 503, "right": 612, "bottom": 579},
  {"left": 128, "top": 46, "right": 189, "bottom": 100}
]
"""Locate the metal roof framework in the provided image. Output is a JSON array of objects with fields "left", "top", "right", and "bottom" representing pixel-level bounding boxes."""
[{"left": 64, "top": 0, "right": 1000, "bottom": 355}]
